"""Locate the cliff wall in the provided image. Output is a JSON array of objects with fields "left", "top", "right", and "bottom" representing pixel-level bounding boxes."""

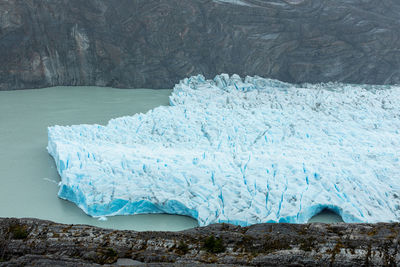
[{"left": 1, "top": 0, "right": 400, "bottom": 90}]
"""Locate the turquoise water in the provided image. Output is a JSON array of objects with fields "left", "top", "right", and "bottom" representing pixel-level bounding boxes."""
[{"left": 0, "top": 86, "right": 198, "bottom": 231}]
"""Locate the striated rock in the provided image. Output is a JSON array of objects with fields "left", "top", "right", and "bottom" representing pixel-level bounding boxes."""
[
  {"left": 1, "top": 0, "right": 400, "bottom": 90},
  {"left": 0, "top": 218, "right": 399, "bottom": 266}
]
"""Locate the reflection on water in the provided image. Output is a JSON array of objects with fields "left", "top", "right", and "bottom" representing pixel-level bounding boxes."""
[
  {"left": 308, "top": 209, "right": 344, "bottom": 223},
  {"left": 0, "top": 86, "right": 198, "bottom": 231}
]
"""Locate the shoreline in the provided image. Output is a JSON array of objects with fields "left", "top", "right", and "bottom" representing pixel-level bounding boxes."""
[{"left": 1, "top": 217, "right": 398, "bottom": 266}]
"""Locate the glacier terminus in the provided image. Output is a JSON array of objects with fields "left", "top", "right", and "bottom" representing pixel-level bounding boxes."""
[{"left": 48, "top": 74, "right": 400, "bottom": 226}]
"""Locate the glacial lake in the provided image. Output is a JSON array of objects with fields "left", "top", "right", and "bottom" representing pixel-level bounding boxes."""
[{"left": 0, "top": 86, "right": 341, "bottom": 231}]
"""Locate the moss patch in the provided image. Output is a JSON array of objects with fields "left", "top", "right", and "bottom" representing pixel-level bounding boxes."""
[
  {"left": 299, "top": 237, "right": 316, "bottom": 252},
  {"left": 263, "top": 237, "right": 291, "bottom": 253},
  {"left": 94, "top": 247, "right": 118, "bottom": 264},
  {"left": 9, "top": 224, "right": 29, "bottom": 240},
  {"left": 203, "top": 235, "right": 225, "bottom": 253},
  {"left": 177, "top": 240, "right": 189, "bottom": 254},
  {"left": 367, "top": 228, "right": 377, "bottom": 236}
]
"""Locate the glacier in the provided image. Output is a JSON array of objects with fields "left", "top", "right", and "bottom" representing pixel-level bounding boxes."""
[{"left": 48, "top": 74, "right": 400, "bottom": 226}]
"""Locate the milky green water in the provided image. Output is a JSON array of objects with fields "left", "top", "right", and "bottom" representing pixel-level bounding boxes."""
[
  {"left": 0, "top": 86, "right": 198, "bottom": 231},
  {"left": 308, "top": 209, "right": 344, "bottom": 223}
]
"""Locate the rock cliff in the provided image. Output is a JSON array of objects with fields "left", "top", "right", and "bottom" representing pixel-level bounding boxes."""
[
  {"left": 1, "top": 0, "right": 400, "bottom": 90},
  {"left": 0, "top": 218, "right": 399, "bottom": 266}
]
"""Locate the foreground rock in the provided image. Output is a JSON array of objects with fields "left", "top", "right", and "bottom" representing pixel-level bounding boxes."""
[
  {"left": 0, "top": 218, "right": 399, "bottom": 266},
  {"left": 1, "top": 0, "right": 400, "bottom": 90}
]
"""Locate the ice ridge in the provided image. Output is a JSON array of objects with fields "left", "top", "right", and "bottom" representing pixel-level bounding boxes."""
[{"left": 48, "top": 74, "right": 400, "bottom": 226}]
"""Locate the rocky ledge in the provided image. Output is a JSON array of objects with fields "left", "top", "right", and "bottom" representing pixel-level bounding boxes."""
[
  {"left": 0, "top": 218, "right": 399, "bottom": 266},
  {"left": 1, "top": 0, "right": 400, "bottom": 90}
]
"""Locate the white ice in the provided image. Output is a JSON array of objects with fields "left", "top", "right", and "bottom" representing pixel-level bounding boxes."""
[
  {"left": 213, "top": 0, "right": 252, "bottom": 6},
  {"left": 48, "top": 74, "right": 400, "bottom": 226}
]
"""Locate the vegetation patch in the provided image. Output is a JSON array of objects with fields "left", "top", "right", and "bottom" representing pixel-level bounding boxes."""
[
  {"left": 367, "top": 228, "right": 378, "bottom": 236},
  {"left": 177, "top": 240, "right": 189, "bottom": 254},
  {"left": 202, "top": 235, "right": 225, "bottom": 253},
  {"left": 299, "top": 237, "right": 316, "bottom": 252},
  {"left": 326, "top": 225, "right": 346, "bottom": 236},
  {"left": 326, "top": 240, "right": 345, "bottom": 264},
  {"left": 9, "top": 224, "right": 29, "bottom": 240},
  {"left": 95, "top": 247, "right": 118, "bottom": 264},
  {"left": 262, "top": 237, "right": 291, "bottom": 253},
  {"left": 297, "top": 226, "right": 308, "bottom": 236},
  {"left": 234, "top": 235, "right": 256, "bottom": 252},
  {"left": 105, "top": 248, "right": 117, "bottom": 258}
]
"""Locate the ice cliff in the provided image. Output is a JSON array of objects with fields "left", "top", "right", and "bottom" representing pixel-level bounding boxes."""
[{"left": 48, "top": 74, "right": 400, "bottom": 226}]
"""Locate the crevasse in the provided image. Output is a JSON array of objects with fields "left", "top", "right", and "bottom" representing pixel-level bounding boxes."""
[{"left": 48, "top": 74, "right": 400, "bottom": 226}]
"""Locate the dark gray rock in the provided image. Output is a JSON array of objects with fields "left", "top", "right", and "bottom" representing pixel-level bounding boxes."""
[
  {"left": 0, "top": 218, "right": 399, "bottom": 266},
  {"left": 1, "top": 0, "right": 400, "bottom": 90}
]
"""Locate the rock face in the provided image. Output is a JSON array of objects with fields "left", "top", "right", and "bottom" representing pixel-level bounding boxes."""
[
  {"left": 0, "top": 218, "right": 399, "bottom": 266},
  {"left": 1, "top": 0, "right": 400, "bottom": 90}
]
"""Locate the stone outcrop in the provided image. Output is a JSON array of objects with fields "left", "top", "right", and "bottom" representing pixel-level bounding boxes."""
[
  {"left": 1, "top": 0, "right": 400, "bottom": 90},
  {"left": 0, "top": 218, "right": 399, "bottom": 266}
]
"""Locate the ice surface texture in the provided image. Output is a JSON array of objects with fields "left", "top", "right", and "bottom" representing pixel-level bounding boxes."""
[{"left": 48, "top": 74, "right": 400, "bottom": 226}]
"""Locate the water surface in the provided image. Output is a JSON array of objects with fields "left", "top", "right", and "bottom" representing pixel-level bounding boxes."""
[
  {"left": 308, "top": 209, "right": 344, "bottom": 223},
  {"left": 0, "top": 86, "right": 198, "bottom": 231}
]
